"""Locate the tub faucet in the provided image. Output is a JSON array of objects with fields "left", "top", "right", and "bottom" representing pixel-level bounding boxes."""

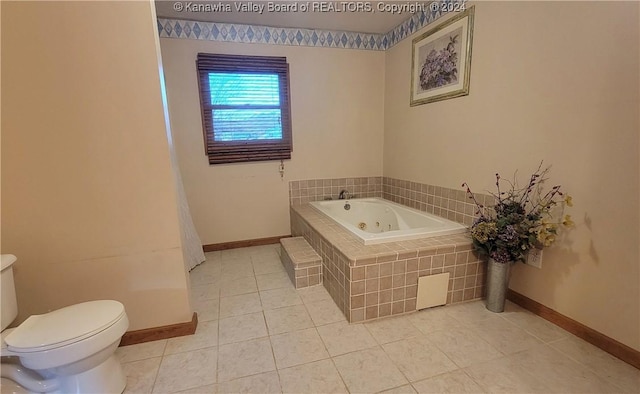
[{"left": 339, "top": 189, "right": 350, "bottom": 199}]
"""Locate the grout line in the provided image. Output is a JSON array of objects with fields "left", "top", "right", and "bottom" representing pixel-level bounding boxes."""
[
  {"left": 149, "top": 341, "right": 168, "bottom": 394},
  {"left": 217, "top": 369, "right": 280, "bottom": 390},
  {"left": 254, "top": 311, "right": 282, "bottom": 388},
  {"left": 273, "top": 364, "right": 286, "bottom": 393},
  {"left": 214, "top": 289, "right": 221, "bottom": 386},
  {"left": 327, "top": 350, "right": 351, "bottom": 393}
]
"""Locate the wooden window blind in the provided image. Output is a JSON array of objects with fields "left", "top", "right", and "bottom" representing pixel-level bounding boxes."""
[{"left": 196, "top": 53, "right": 293, "bottom": 164}]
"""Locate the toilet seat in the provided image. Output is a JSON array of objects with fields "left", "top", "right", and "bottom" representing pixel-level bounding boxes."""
[{"left": 4, "top": 300, "right": 125, "bottom": 353}]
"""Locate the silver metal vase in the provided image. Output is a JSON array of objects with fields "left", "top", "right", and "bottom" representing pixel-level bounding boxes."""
[{"left": 486, "top": 258, "right": 511, "bottom": 313}]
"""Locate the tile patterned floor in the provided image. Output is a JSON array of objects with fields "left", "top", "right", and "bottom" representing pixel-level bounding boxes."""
[{"left": 117, "top": 245, "right": 640, "bottom": 394}]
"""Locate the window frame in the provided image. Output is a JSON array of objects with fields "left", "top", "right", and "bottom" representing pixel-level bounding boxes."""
[{"left": 196, "top": 53, "right": 293, "bottom": 165}]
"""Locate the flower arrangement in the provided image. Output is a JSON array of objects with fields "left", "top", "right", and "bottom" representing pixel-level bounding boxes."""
[
  {"left": 419, "top": 35, "right": 459, "bottom": 90},
  {"left": 462, "top": 163, "right": 573, "bottom": 264}
]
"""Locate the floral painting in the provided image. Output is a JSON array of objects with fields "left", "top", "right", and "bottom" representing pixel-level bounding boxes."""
[
  {"left": 411, "top": 7, "right": 475, "bottom": 106},
  {"left": 418, "top": 27, "right": 462, "bottom": 91}
]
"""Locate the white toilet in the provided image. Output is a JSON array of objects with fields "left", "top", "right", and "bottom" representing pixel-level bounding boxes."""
[{"left": 1, "top": 254, "right": 129, "bottom": 393}]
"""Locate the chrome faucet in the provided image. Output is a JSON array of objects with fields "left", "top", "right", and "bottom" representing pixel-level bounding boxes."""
[{"left": 338, "top": 189, "right": 350, "bottom": 199}]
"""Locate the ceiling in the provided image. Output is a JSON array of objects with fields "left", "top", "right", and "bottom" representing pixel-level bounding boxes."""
[{"left": 155, "top": 1, "right": 429, "bottom": 34}]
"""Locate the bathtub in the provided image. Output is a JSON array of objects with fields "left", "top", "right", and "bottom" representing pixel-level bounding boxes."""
[{"left": 309, "top": 197, "right": 467, "bottom": 245}]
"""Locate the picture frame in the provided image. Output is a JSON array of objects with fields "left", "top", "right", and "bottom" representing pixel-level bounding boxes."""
[{"left": 410, "top": 6, "right": 475, "bottom": 106}]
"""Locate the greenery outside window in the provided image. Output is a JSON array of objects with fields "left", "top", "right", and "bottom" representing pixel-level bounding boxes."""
[{"left": 196, "top": 53, "right": 293, "bottom": 164}]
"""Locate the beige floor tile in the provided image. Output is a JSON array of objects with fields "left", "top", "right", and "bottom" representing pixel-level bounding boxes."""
[
  {"left": 297, "top": 285, "right": 333, "bottom": 304},
  {"left": 164, "top": 320, "right": 218, "bottom": 355},
  {"left": 179, "top": 245, "right": 636, "bottom": 394},
  {"left": 550, "top": 336, "right": 640, "bottom": 393},
  {"left": 469, "top": 315, "right": 543, "bottom": 355},
  {"left": 250, "top": 249, "right": 280, "bottom": 261},
  {"left": 260, "top": 287, "right": 303, "bottom": 310},
  {"left": 117, "top": 340, "right": 166, "bottom": 363},
  {"left": 305, "top": 299, "right": 347, "bottom": 326},
  {"left": 193, "top": 298, "right": 220, "bottom": 322},
  {"left": 264, "top": 304, "right": 314, "bottom": 335},
  {"left": 218, "top": 254, "right": 245, "bottom": 265},
  {"left": 122, "top": 357, "right": 161, "bottom": 394},
  {"left": 364, "top": 315, "right": 421, "bottom": 344},
  {"left": 464, "top": 355, "right": 552, "bottom": 393},
  {"left": 217, "top": 371, "right": 281, "bottom": 394},
  {"left": 510, "top": 344, "right": 624, "bottom": 393},
  {"left": 190, "top": 261, "right": 221, "bottom": 279},
  {"left": 501, "top": 304, "right": 568, "bottom": 343},
  {"left": 220, "top": 249, "right": 253, "bottom": 261},
  {"left": 220, "top": 276, "right": 258, "bottom": 297},
  {"left": 191, "top": 260, "right": 221, "bottom": 275},
  {"left": 217, "top": 338, "right": 276, "bottom": 382},
  {"left": 270, "top": 327, "right": 330, "bottom": 369},
  {"left": 256, "top": 271, "right": 294, "bottom": 291},
  {"left": 219, "top": 292, "right": 263, "bottom": 318},
  {"left": 500, "top": 300, "right": 527, "bottom": 313},
  {"left": 316, "top": 321, "right": 378, "bottom": 357},
  {"left": 220, "top": 261, "right": 255, "bottom": 281},
  {"left": 220, "top": 254, "right": 251, "bottom": 265},
  {"left": 408, "top": 305, "right": 462, "bottom": 334},
  {"left": 252, "top": 257, "right": 286, "bottom": 275},
  {"left": 278, "top": 359, "right": 347, "bottom": 394},
  {"left": 333, "top": 347, "right": 408, "bottom": 393},
  {"left": 175, "top": 383, "right": 217, "bottom": 393},
  {"left": 204, "top": 251, "right": 221, "bottom": 262},
  {"left": 190, "top": 271, "right": 220, "bottom": 287},
  {"left": 152, "top": 347, "right": 217, "bottom": 393},
  {"left": 219, "top": 312, "right": 268, "bottom": 345},
  {"left": 248, "top": 244, "right": 280, "bottom": 257},
  {"left": 444, "top": 300, "right": 495, "bottom": 325},
  {"left": 412, "top": 370, "right": 484, "bottom": 393},
  {"left": 429, "top": 327, "right": 502, "bottom": 368},
  {"left": 382, "top": 336, "right": 458, "bottom": 382},
  {"left": 191, "top": 282, "right": 221, "bottom": 302},
  {"left": 380, "top": 384, "right": 418, "bottom": 394}
]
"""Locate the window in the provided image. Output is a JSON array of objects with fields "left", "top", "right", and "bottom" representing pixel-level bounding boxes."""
[{"left": 196, "top": 53, "right": 293, "bottom": 164}]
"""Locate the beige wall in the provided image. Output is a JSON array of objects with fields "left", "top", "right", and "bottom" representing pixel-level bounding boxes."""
[
  {"left": 159, "top": 39, "right": 385, "bottom": 245},
  {"left": 1, "top": 1, "right": 192, "bottom": 330},
  {"left": 384, "top": 2, "right": 639, "bottom": 350}
]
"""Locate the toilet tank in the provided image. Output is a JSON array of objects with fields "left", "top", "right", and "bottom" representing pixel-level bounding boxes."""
[{"left": 1, "top": 254, "right": 19, "bottom": 331}]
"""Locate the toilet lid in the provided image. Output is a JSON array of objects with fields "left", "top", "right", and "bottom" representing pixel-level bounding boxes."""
[{"left": 4, "top": 300, "right": 125, "bottom": 353}]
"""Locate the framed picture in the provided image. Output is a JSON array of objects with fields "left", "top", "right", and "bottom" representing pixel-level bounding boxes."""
[{"left": 410, "top": 6, "right": 475, "bottom": 106}]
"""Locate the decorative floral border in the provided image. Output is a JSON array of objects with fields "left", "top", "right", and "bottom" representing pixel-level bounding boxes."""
[{"left": 157, "top": 0, "right": 464, "bottom": 51}]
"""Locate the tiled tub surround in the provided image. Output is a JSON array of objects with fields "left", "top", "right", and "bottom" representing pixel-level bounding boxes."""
[
  {"left": 290, "top": 203, "right": 486, "bottom": 323},
  {"left": 289, "top": 176, "right": 493, "bottom": 227},
  {"left": 288, "top": 177, "right": 383, "bottom": 206},
  {"left": 382, "top": 177, "right": 494, "bottom": 227}
]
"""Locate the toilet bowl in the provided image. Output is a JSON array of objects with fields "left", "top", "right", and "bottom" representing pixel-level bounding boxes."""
[{"left": 1, "top": 254, "right": 129, "bottom": 393}]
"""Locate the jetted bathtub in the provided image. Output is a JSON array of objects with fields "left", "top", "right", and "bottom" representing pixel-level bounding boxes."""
[{"left": 309, "top": 197, "right": 467, "bottom": 245}]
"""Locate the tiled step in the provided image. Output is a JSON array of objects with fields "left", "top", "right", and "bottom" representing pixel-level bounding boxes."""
[{"left": 280, "top": 237, "right": 322, "bottom": 289}]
